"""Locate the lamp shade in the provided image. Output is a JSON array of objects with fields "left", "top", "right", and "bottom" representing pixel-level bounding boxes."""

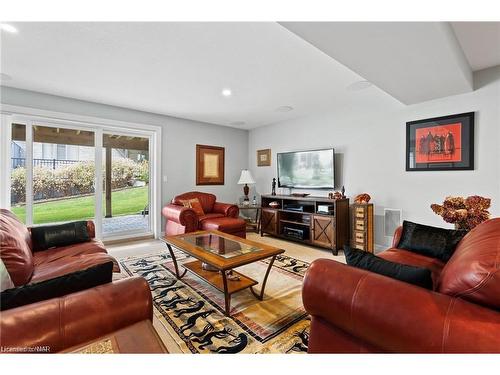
[{"left": 237, "top": 169, "right": 255, "bottom": 185}]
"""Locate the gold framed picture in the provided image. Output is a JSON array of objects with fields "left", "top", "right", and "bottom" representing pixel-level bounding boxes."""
[
  {"left": 196, "top": 144, "right": 225, "bottom": 185},
  {"left": 257, "top": 149, "right": 271, "bottom": 167}
]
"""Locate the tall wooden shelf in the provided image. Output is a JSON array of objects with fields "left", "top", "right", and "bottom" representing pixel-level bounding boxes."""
[
  {"left": 260, "top": 194, "right": 350, "bottom": 255},
  {"left": 350, "top": 203, "right": 374, "bottom": 253}
]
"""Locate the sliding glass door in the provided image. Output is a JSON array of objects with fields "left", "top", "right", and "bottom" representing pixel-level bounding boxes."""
[
  {"left": 102, "top": 132, "right": 151, "bottom": 236},
  {"left": 32, "top": 124, "right": 96, "bottom": 225},
  {"left": 6, "top": 118, "right": 154, "bottom": 240}
]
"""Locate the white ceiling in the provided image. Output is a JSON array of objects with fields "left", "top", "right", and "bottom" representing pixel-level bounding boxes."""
[
  {"left": 1, "top": 22, "right": 498, "bottom": 129},
  {"left": 451, "top": 22, "right": 500, "bottom": 72},
  {"left": 280, "top": 22, "right": 474, "bottom": 105},
  {"left": 0, "top": 22, "right": 401, "bottom": 129}
]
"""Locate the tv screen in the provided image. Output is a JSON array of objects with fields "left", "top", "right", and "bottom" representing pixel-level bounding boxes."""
[{"left": 277, "top": 148, "right": 335, "bottom": 189}]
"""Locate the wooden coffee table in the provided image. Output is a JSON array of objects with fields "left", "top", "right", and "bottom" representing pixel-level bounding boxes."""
[{"left": 162, "top": 230, "right": 285, "bottom": 316}]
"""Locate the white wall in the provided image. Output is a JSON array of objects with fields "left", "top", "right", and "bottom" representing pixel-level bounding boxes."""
[
  {"left": 249, "top": 66, "right": 500, "bottom": 247},
  {"left": 1, "top": 87, "right": 249, "bottom": 226}
]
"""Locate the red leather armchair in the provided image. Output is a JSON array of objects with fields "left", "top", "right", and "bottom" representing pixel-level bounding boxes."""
[
  {"left": 303, "top": 218, "right": 500, "bottom": 353},
  {"left": 162, "top": 191, "right": 246, "bottom": 238},
  {"left": 0, "top": 277, "right": 166, "bottom": 353}
]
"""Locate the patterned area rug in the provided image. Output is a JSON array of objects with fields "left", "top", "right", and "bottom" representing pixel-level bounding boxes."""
[{"left": 120, "top": 250, "right": 310, "bottom": 353}]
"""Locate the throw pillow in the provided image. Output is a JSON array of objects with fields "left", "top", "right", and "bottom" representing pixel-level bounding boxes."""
[
  {"left": 0, "top": 259, "right": 15, "bottom": 292},
  {"left": 344, "top": 246, "right": 433, "bottom": 289},
  {"left": 397, "top": 220, "right": 466, "bottom": 262},
  {"left": 180, "top": 198, "right": 205, "bottom": 216},
  {"left": 0, "top": 261, "right": 113, "bottom": 311},
  {"left": 31, "top": 221, "right": 90, "bottom": 251}
]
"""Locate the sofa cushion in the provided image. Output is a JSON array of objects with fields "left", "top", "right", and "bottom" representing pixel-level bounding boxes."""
[
  {"left": 378, "top": 247, "right": 446, "bottom": 288},
  {"left": 0, "top": 209, "right": 35, "bottom": 286},
  {"left": 198, "top": 213, "right": 225, "bottom": 223},
  {"left": 397, "top": 220, "right": 466, "bottom": 262},
  {"left": 1, "top": 261, "right": 114, "bottom": 311},
  {"left": 201, "top": 217, "right": 246, "bottom": 233},
  {"left": 30, "top": 252, "right": 119, "bottom": 284},
  {"left": 33, "top": 239, "right": 108, "bottom": 266},
  {"left": 344, "top": 246, "right": 433, "bottom": 289},
  {"left": 172, "top": 191, "right": 216, "bottom": 213},
  {"left": 437, "top": 218, "right": 500, "bottom": 310},
  {"left": 31, "top": 221, "right": 90, "bottom": 251}
]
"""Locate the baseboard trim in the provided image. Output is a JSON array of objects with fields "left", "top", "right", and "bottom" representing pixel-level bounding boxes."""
[{"left": 103, "top": 233, "right": 155, "bottom": 246}]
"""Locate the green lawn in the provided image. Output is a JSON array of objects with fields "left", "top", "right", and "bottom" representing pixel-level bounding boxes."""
[{"left": 11, "top": 186, "right": 148, "bottom": 224}]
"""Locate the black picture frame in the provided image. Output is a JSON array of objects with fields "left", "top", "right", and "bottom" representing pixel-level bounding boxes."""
[{"left": 406, "top": 112, "right": 474, "bottom": 171}]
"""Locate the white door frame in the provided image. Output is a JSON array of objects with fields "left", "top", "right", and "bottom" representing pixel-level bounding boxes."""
[
  {"left": 0, "top": 113, "right": 13, "bottom": 209},
  {"left": 0, "top": 105, "right": 162, "bottom": 240}
]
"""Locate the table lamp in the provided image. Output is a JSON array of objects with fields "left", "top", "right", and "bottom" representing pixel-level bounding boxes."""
[{"left": 238, "top": 169, "right": 255, "bottom": 204}]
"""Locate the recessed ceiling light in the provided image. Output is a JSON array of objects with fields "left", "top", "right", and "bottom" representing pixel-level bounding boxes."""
[
  {"left": 221, "top": 88, "right": 232, "bottom": 97},
  {"left": 275, "top": 105, "right": 294, "bottom": 112},
  {"left": 229, "top": 121, "right": 246, "bottom": 127},
  {"left": 347, "top": 80, "right": 372, "bottom": 91},
  {"left": 0, "top": 23, "right": 18, "bottom": 34},
  {"left": 0, "top": 73, "right": 12, "bottom": 81}
]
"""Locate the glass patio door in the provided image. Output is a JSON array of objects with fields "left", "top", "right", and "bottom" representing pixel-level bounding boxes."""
[
  {"left": 10, "top": 122, "right": 96, "bottom": 225},
  {"left": 6, "top": 118, "right": 155, "bottom": 239},
  {"left": 32, "top": 124, "right": 96, "bottom": 225},
  {"left": 101, "top": 131, "right": 151, "bottom": 237}
]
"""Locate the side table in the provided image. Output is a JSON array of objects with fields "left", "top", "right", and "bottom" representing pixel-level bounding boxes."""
[{"left": 237, "top": 204, "right": 262, "bottom": 233}]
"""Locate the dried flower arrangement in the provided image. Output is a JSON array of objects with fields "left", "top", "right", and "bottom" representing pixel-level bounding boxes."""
[{"left": 431, "top": 195, "right": 491, "bottom": 231}]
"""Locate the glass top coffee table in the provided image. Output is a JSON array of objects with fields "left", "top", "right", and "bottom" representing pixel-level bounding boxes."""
[{"left": 162, "top": 230, "right": 285, "bottom": 316}]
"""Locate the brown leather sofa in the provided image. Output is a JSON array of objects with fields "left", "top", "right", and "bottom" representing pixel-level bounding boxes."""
[
  {"left": 162, "top": 191, "right": 246, "bottom": 238},
  {"left": 0, "top": 209, "right": 119, "bottom": 288},
  {"left": 303, "top": 218, "right": 500, "bottom": 353},
  {"left": 0, "top": 277, "right": 167, "bottom": 353}
]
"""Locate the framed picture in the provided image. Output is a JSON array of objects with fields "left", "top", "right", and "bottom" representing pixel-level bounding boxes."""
[
  {"left": 196, "top": 144, "right": 225, "bottom": 185},
  {"left": 406, "top": 112, "right": 474, "bottom": 171},
  {"left": 257, "top": 149, "right": 271, "bottom": 166}
]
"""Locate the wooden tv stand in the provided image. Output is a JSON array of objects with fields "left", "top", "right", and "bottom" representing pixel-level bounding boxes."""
[{"left": 260, "top": 194, "right": 349, "bottom": 255}]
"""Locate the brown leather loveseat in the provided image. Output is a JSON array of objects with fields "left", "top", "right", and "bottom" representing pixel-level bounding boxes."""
[
  {"left": 302, "top": 218, "right": 500, "bottom": 353},
  {"left": 0, "top": 277, "right": 166, "bottom": 353},
  {"left": 0, "top": 209, "right": 119, "bottom": 288},
  {"left": 162, "top": 191, "right": 246, "bottom": 238}
]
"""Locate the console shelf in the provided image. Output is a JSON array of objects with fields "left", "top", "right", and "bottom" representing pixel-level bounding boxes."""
[
  {"left": 260, "top": 194, "right": 350, "bottom": 255},
  {"left": 279, "top": 219, "right": 311, "bottom": 226}
]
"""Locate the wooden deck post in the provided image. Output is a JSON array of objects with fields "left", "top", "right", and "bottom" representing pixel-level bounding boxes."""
[{"left": 105, "top": 146, "right": 112, "bottom": 218}]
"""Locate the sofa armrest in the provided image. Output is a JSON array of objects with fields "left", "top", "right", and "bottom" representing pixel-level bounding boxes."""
[
  {"left": 213, "top": 202, "right": 239, "bottom": 218},
  {"left": 392, "top": 225, "right": 403, "bottom": 247},
  {"left": 86, "top": 221, "right": 96, "bottom": 238},
  {"left": 303, "top": 259, "right": 500, "bottom": 353},
  {"left": 0, "top": 277, "right": 152, "bottom": 353},
  {"left": 162, "top": 204, "right": 198, "bottom": 227}
]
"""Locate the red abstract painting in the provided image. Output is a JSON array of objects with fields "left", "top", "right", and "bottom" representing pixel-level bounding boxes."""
[{"left": 415, "top": 123, "right": 462, "bottom": 163}]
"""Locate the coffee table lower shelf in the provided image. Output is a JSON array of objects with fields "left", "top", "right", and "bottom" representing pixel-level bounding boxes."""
[
  {"left": 182, "top": 260, "right": 258, "bottom": 295},
  {"left": 163, "top": 231, "right": 284, "bottom": 316}
]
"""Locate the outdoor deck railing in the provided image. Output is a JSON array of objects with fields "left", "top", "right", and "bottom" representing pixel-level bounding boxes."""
[{"left": 11, "top": 157, "right": 80, "bottom": 169}]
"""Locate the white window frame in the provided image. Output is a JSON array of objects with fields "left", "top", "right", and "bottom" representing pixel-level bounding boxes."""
[{"left": 0, "top": 104, "right": 162, "bottom": 240}]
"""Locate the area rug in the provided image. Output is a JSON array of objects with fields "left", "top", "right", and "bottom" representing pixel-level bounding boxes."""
[{"left": 119, "top": 250, "right": 310, "bottom": 353}]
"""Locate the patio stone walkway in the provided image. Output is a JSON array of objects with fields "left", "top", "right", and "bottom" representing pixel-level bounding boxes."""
[{"left": 103, "top": 214, "right": 149, "bottom": 234}]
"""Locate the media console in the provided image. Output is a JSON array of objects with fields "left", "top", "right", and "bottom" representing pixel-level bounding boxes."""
[{"left": 260, "top": 194, "right": 349, "bottom": 255}]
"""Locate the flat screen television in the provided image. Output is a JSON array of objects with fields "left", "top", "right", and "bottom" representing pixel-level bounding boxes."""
[{"left": 277, "top": 148, "right": 335, "bottom": 189}]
